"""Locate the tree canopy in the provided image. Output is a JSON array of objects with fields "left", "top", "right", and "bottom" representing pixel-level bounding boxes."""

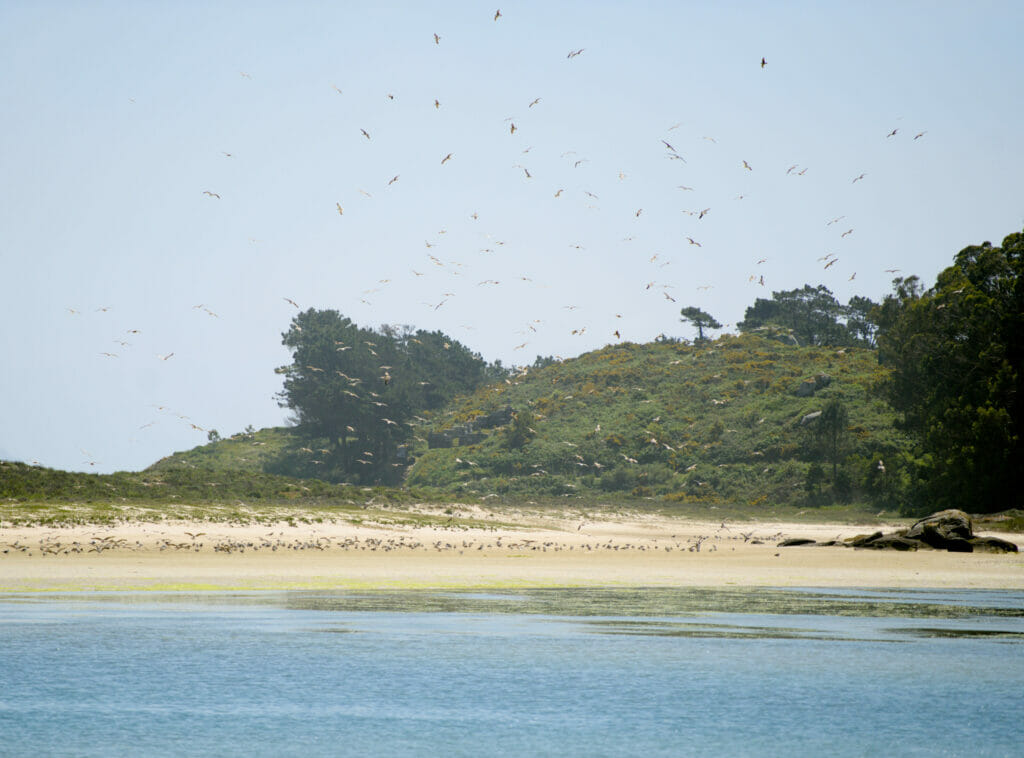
[
  {"left": 679, "top": 306, "right": 722, "bottom": 342},
  {"left": 874, "top": 229, "right": 1023, "bottom": 514},
  {"left": 273, "top": 309, "right": 501, "bottom": 483},
  {"left": 737, "top": 285, "right": 877, "bottom": 347}
]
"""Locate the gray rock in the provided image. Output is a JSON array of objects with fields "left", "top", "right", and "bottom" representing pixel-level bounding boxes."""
[
  {"left": 904, "top": 509, "right": 974, "bottom": 549},
  {"left": 846, "top": 531, "right": 884, "bottom": 547},
  {"left": 864, "top": 534, "right": 920, "bottom": 551},
  {"left": 795, "top": 380, "right": 817, "bottom": 397},
  {"left": 969, "top": 536, "right": 1019, "bottom": 553},
  {"left": 800, "top": 410, "right": 823, "bottom": 425}
]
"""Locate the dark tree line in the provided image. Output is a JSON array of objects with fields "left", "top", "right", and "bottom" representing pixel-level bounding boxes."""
[
  {"left": 873, "top": 229, "right": 1023, "bottom": 514},
  {"left": 271, "top": 309, "right": 506, "bottom": 484},
  {"left": 737, "top": 285, "right": 878, "bottom": 347}
]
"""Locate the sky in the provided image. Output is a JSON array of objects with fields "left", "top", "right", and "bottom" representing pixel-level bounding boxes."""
[{"left": 2, "top": 1, "right": 1023, "bottom": 474}]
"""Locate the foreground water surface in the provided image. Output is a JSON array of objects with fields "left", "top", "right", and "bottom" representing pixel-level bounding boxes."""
[{"left": 2, "top": 587, "right": 1022, "bottom": 757}]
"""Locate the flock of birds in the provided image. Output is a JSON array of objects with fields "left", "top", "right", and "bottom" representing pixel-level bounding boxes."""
[
  {"left": 3, "top": 519, "right": 785, "bottom": 558},
  {"left": 53, "top": 7, "right": 929, "bottom": 471}
]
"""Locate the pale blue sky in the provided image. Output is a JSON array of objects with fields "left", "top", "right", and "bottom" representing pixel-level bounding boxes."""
[{"left": 3, "top": 1, "right": 1022, "bottom": 473}]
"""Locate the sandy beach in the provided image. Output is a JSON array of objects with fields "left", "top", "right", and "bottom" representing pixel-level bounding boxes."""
[{"left": 2, "top": 507, "right": 1021, "bottom": 592}]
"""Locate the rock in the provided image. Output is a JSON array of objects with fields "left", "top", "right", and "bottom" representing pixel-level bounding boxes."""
[
  {"left": 795, "top": 380, "right": 817, "bottom": 397},
  {"left": 904, "top": 509, "right": 974, "bottom": 550},
  {"left": 794, "top": 374, "right": 832, "bottom": 398},
  {"left": 944, "top": 538, "right": 974, "bottom": 553},
  {"left": 969, "top": 536, "right": 1019, "bottom": 553},
  {"left": 800, "top": 411, "right": 823, "bottom": 425},
  {"left": 778, "top": 538, "right": 818, "bottom": 547},
  {"left": 864, "top": 534, "right": 919, "bottom": 551},
  {"left": 846, "top": 531, "right": 884, "bottom": 547}
]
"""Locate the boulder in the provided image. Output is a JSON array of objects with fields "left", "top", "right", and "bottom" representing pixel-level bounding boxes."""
[
  {"left": 846, "top": 531, "right": 884, "bottom": 547},
  {"left": 777, "top": 538, "right": 818, "bottom": 547},
  {"left": 800, "top": 411, "right": 823, "bottom": 425},
  {"left": 865, "top": 534, "right": 920, "bottom": 551},
  {"left": 969, "top": 536, "right": 1019, "bottom": 554},
  {"left": 904, "top": 509, "right": 974, "bottom": 549},
  {"left": 795, "top": 380, "right": 817, "bottom": 397}
]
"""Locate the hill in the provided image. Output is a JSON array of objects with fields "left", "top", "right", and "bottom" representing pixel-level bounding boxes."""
[{"left": 405, "top": 333, "right": 909, "bottom": 510}]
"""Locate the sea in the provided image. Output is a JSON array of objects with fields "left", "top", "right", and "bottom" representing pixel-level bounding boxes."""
[{"left": 1, "top": 587, "right": 1022, "bottom": 757}]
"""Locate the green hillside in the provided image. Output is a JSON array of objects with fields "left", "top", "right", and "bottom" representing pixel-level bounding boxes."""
[{"left": 406, "top": 333, "right": 909, "bottom": 509}]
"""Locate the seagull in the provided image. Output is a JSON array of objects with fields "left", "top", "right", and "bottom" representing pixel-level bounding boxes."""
[
  {"left": 686, "top": 237, "right": 701, "bottom": 247},
  {"left": 441, "top": 153, "right": 452, "bottom": 164},
  {"left": 202, "top": 191, "right": 220, "bottom": 199},
  {"left": 761, "top": 57, "right": 767, "bottom": 68},
  {"left": 528, "top": 97, "right": 541, "bottom": 107},
  {"left": 434, "top": 98, "right": 440, "bottom": 109},
  {"left": 336, "top": 203, "right": 343, "bottom": 215},
  {"left": 742, "top": 160, "right": 752, "bottom": 170},
  {"left": 388, "top": 175, "right": 399, "bottom": 185},
  {"left": 157, "top": 352, "right": 174, "bottom": 361},
  {"left": 283, "top": 297, "right": 299, "bottom": 308},
  {"left": 913, "top": 131, "right": 927, "bottom": 140},
  {"left": 567, "top": 48, "right": 584, "bottom": 58},
  {"left": 434, "top": 33, "right": 441, "bottom": 44},
  {"left": 852, "top": 173, "right": 866, "bottom": 183},
  {"left": 887, "top": 128, "right": 898, "bottom": 138},
  {"left": 494, "top": 9, "right": 502, "bottom": 21},
  {"left": 360, "top": 128, "right": 370, "bottom": 139},
  {"left": 841, "top": 229, "right": 853, "bottom": 238}
]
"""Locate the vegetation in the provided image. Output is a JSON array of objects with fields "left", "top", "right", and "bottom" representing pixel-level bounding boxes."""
[
  {"left": 679, "top": 306, "right": 722, "bottom": 342},
  {"left": 738, "top": 285, "right": 877, "bottom": 347},
  {"left": 272, "top": 309, "right": 506, "bottom": 485},
  {"left": 406, "top": 333, "right": 905, "bottom": 510},
  {"left": 5, "top": 228, "right": 1022, "bottom": 521},
  {"left": 873, "top": 229, "right": 1023, "bottom": 514}
]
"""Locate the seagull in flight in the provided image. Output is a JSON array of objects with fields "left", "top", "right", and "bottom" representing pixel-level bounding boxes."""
[
  {"left": 283, "top": 297, "right": 299, "bottom": 308},
  {"left": 202, "top": 191, "right": 220, "bottom": 199}
]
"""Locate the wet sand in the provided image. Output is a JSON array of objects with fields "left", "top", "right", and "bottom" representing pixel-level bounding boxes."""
[{"left": 2, "top": 509, "right": 1021, "bottom": 591}]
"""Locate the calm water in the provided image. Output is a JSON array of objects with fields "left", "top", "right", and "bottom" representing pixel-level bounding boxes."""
[{"left": 1, "top": 588, "right": 1022, "bottom": 757}]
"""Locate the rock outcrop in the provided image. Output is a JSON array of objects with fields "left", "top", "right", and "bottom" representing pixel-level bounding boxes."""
[{"left": 778, "top": 509, "right": 1019, "bottom": 553}]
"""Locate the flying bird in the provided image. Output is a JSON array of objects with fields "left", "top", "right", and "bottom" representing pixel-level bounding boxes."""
[
  {"left": 841, "top": 229, "right": 853, "bottom": 238},
  {"left": 914, "top": 131, "right": 927, "bottom": 140},
  {"left": 360, "top": 128, "right": 370, "bottom": 139},
  {"left": 388, "top": 175, "right": 399, "bottom": 185},
  {"left": 886, "top": 128, "right": 898, "bottom": 138},
  {"left": 761, "top": 57, "right": 767, "bottom": 68},
  {"left": 567, "top": 48, "right": 584, "bottom": 58},
  {"left": 283, "top": 297, "right": 299, "bottom": 308},
  {"left": 528, "top": 97, "right": 541, "bottom": 107},
  {"left": 336, "top": 203, "right": 343, "bottom": 215},
  {"left": 852, "top": 173, "right": 866, "bottom": 183},
  {"left": 434, "top": 98, "right": 440, "bottom": 109},
  {"left": 686, "top": 237, "right": 701, "bottom": 247},
  {"left": 742, "top": 160, "right": 752, "bottom": 170},
  {"left": 441, "top": 153, "right": 452, "bottom": 164},
  {"left": 202, "top": 191, "right": 220, "bottom": 199},
  {"left": 494, "top": 9, "right": 502, "bottom": 21},
  {"left": 434, "top": 33, "right": 441, "bottom": 44}
]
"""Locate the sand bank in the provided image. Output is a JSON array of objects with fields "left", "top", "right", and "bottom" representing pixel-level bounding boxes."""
[{"left": 1, "top": 509, "right": 1021, "bottom": 592}]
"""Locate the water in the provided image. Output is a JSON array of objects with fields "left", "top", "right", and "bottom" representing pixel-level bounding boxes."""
[{"left": 1, "top": 588, "right": 1022, "bottom": 757}]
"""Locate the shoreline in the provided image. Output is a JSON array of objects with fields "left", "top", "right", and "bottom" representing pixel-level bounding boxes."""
[{"left": 2, "top": 509, "right": 1021, "bottom": 592}]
